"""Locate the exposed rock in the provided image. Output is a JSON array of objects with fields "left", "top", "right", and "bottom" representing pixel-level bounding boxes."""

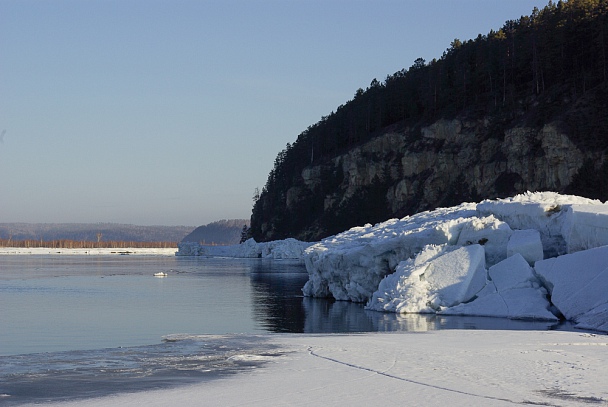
[{"left": 253, "top": 115, "right": 603, "bottom": 242}]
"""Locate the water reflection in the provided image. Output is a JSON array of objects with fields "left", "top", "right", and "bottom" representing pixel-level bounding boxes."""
[
  {"left": 302, "top": 298, "right": 562, "bottom": 333},
  {"left": 366, "top": 312, "right": 562, "bottom": 332},
  {"left": 249, "top": 260, "right": 309, "bottom": 333},
  {"left": 302, "top": 298, "right": 376, "bottom": 332},
  {"left": 248, "top": 260, "right": 568, "bottom": 334}
]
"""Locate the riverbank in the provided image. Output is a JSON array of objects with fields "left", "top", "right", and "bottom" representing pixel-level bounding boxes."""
[
  {"left": 26, "top": 330, "right": 608, "bottom": 407},
  {"left": 0, "top": 247, "right": 177, "bottom": 255}
]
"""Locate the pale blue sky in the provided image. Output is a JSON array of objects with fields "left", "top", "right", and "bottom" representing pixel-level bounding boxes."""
[{"left": 1, "top": 0, "right": 547, "bottom": 226}]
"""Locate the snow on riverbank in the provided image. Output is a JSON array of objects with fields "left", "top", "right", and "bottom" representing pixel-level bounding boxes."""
[
  {"left": 176, "top": 238, "right": 312, "bottom": 259},
  {"left": 302, "top": 192, "right": 608, "bottom": 333},
  {"left": 0, "top": 247, "right": 177, "bottom": 256},
  {"left": 29, "top": 330, "right": 608, "bottom": 407}
]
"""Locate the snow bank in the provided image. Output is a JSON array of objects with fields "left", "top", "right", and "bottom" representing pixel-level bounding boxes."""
[
  {"left": 303, "top": 192, "right": 608, "bottom": 332},
  {"left": 176, "top": 238, "right": 311, "bottom": 259}
]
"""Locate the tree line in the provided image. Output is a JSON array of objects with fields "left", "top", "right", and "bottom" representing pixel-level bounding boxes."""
[
  {"left": 0, "top": 239, "right": 177, "bottom": 249},
  {"left": 251, "top": 0, "right": 608, "bottom": 241}
]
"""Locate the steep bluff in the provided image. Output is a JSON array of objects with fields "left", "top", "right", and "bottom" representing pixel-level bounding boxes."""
[
  {"left": 253, "top": 112, "right": 606, "bottom": 242},
  {"left": 250, "top": 1, "right": 608, "bottom": 242}
]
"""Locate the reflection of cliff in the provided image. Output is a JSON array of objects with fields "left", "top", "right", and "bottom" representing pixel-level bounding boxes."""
[{"left": 249, "top": 260, "right": 309, "bottom": 333}]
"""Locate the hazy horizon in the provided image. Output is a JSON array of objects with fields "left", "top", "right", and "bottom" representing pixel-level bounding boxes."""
[{"left": 1, "top": 0, "right": 548, "bottom": 226}]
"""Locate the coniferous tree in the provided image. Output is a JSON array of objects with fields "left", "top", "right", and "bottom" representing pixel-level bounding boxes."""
[{"left": 251, "top": 0, "right": 608, "bottom": 242}]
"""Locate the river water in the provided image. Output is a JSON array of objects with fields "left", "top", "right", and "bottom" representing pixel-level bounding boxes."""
[{"left": 0, "top": 255, "right": 572, "bottom": 405}]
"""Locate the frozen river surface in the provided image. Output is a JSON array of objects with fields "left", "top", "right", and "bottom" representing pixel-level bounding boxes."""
[{"left": 0, "top": 255, "right": 580, "bottom": 405}]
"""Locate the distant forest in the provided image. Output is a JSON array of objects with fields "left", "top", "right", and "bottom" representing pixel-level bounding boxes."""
[
  {"left": 0, "top": 223, "right": 194, "bottom": 245},
  {"left": 251, "top": 0, "right": 608, "bottom": 241},
  {"left": 0, "top": 238, "right": 177, "bottom": 249}
]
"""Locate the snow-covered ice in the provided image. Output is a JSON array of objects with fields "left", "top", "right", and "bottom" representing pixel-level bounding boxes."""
[
  {"left": 454, "top": 215, "right": 512, "bottom": 265},
  {"left": 29, "top": 330, "right": 608, "bottom": 407},
  {"left": 476, "top": 192, "right": 603, "bottom": 258},
  {"left": 535, "top": 245, "right": 608, "bottom": 328},
  {"left": 176, "top": 238, "right": 311, "bottom": 259},
  {"left": 367, "top": 244, "right": 487, "bottom": 313},
  {"left": 440, "top": 253, "right": 558, "bottom": 321},
  {"left": 507, "top": 229, "right": 543, "bottom": 265},
  {"left": 562, "top": 204, "right": 608, "bottom": 253},
  {"left": 302, "top": 192, "right": 608, "bottom": 333},
  {"left": 301, "top": 204, "right": 479, "bottom": 302}
]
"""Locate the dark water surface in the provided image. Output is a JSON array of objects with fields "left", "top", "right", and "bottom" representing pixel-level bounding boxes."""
[{"left": 0, "top": 255, "right": 576, "bottom": 405}]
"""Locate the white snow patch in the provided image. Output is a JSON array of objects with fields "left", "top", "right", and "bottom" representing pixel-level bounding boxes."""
[
  {"left": 176, "top": 238, "right": 311, "bottom": 259},
  {"left": 35, "top": 331, "right": 608, "bottom": 407}
]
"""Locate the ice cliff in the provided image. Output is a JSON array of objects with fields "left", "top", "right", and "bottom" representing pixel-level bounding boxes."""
[{"left": 303, "top": 192, "right": 608, "bottom": 332}]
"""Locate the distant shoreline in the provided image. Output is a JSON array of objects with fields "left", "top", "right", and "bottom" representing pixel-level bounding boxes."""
[{"left": 0, "top": 247, "right": 177, "bottom": 256}]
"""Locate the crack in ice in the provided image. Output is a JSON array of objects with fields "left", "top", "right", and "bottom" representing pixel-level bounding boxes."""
[{"left": 307, "top": 346, "right": 559, "bottom": 406}]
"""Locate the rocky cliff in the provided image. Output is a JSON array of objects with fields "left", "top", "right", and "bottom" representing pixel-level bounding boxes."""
[
  {"left": 254, "top": 112, "right": 606, "bottom": 242},
  {"left": 250, "top": 1, "right": 608, "bottom": 242}
]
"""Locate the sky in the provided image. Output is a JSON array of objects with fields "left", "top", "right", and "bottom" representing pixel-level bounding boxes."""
[{"left": 0, "top": 0, "right": 549, "bottom": 227}]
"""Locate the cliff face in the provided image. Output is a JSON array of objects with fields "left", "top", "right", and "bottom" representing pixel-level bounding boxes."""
[
  {"left": 254, "top": 115, "right": 604, "bottom": 242},
  {"left": 251, "top": 1, "right": 608, "bottom": 242}
]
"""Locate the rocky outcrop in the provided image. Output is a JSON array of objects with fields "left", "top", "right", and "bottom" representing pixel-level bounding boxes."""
[{"left": 254, "top": 115, "right": 604, "bottom": 242}]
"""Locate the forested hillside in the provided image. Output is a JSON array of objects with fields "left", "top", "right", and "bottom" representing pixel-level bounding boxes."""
[
  {"left": 251, "top": 0, "right": 608, "bottom": 242},
  {"left": 181, "top": 219, "right": 250, "bottom": 245}
]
